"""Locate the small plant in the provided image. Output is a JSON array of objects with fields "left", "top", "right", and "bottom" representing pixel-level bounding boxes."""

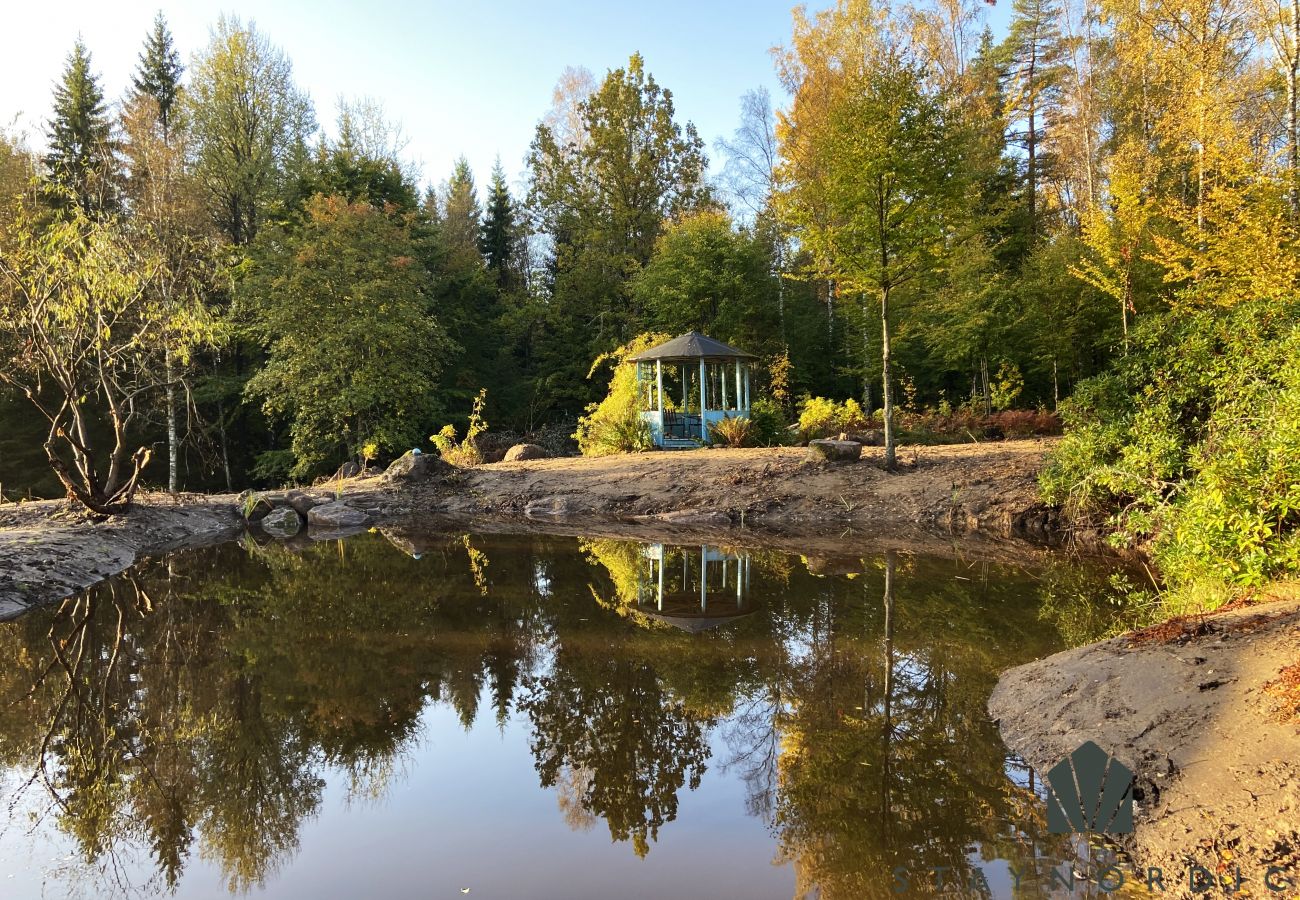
[
  {"left": 838, "top": 398, "right": 869, "bottom": 433},
  {"left": 710, "top": 415, "right": 754, "bottom": 447},
  {"left": 768, "top": 350, "right": 793, "bottom": 413},
  {"left": 432, "top": 388, "right": 489, "bottom": 467},
  {"left": 990, "top": 361, "right": 1025, "bottom": 411},
  {"left": 360, "top": 441, "right": 379, "bottom": 472}
]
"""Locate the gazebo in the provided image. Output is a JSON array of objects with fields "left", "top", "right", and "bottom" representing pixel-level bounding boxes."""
[
  {"left": 633, "top": 544, "right": 753, "bottom": 633},
  {"left": 628, "top": 331, "right": 755, "bottom": 449}
]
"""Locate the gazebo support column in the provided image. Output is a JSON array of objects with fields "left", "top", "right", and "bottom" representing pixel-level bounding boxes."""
[
  {"left": 699, "top": 359, "right": 707, "bottom": 440},
  {"left": 721, "top": 362, "right": 728, "bottom": 410},
  {"left": 744, "top": 365, "right": 751, "bottom": 411},
  {"left": 655, "top": 360, "right": 664, "bottom": 413},
  {"left": 735, "top": 360, "right": 742, "bottom": 412}
]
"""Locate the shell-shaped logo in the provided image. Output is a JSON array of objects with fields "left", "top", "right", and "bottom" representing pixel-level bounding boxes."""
[{"left": 1045, "top": 741, "right": 1134, "bottom": 834}]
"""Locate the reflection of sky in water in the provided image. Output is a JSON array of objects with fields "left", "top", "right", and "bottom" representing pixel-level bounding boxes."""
[{"left": 0, "top": 532, "right": 1131, "bottom": 899}]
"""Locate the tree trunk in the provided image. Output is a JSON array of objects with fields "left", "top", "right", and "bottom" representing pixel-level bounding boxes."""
[
  {"left": 1290, "top": 0, "right": 1300, "bottom": 215},
  {"left": 881, "top": 285, "right": 895, "bottom": 470},
  {"left": 166, "top": 350, "right": 178, "bottom": 493}
]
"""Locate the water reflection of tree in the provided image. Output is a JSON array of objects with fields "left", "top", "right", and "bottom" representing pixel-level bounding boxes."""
[
  {"left": 769, "top": 553, "right": 1075, "bottom": 899},
  {"left": 0, "top": 533, "right": 1106, "bottom": 896},
  {"left": 521, "top": 646, "right": 713, "bottom": 858}
]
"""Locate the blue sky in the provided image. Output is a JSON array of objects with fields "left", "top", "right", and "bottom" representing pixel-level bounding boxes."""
[{"left": 3, "top": 0, "right": 1010, "bottom": 196}]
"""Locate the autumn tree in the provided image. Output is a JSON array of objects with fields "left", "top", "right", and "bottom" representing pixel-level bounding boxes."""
[
  {"left": 187, "top": 15, "right": 313, "bottom": 245},
  {"left": 124, "top": 17, "right": 223, "bottom": 493},
  {"left": 526, "top": 53, "right": 710, "bottom": 413},
  {"left": 776, "top": 0, "right": 968, "bottom": 468}
]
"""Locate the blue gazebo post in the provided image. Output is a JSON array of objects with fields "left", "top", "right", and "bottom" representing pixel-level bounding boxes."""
[
  {"left": 656, "top": 360, "right": 664, "bottom": 420},
  {"left": 699, "top": 359, "right": 707, "bottom": 430}
]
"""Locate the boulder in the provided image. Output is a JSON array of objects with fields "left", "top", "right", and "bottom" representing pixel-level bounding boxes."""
[
  {"left": 307, "top": 500, "right": 369, "bottom": 529},
  {"left": 524, "top": 497, "right": 590, "bottom": 521},
  {"left": 651, "top": 508, "right": 733, "bottom": 527},
  {"left": 259, "top": 506, "right": 303, "bottom": 538},
  {"left": 382, "top": 450, "right": 448, "bottom": 485},
  {"left": 806, "top": 439, "right": 862, "bottom": 464},
  {"left": 284, "top": 490, "right": 328, "bottom": 517},
  {"left": 846, "top": 429, "right": 886, "bottom": 447},
  {"left": 239, "top": 492, "right": 274, "bottom": 523},
  {"left": 504, "top": 443, "right": 548, "bottom": 462}
]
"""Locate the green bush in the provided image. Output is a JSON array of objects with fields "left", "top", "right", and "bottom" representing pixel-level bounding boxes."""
[
  {"left": 749, "top": 397, "right": 792, "bottom": 446},
  {"left": 575, "top": 333, "right": 669, "bottom": 456},
  {"left": 1042, "top": 297, "right": 1300, "bottom": 604}
]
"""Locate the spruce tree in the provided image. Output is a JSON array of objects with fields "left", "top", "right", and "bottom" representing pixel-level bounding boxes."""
[
  {"left": 131, "top": 13, "right": 184, "bottom": 139},
  {"left": 45, "top": 39, "right": 117, "bottom": 216},
  {"left": 480, "top": 159, "right": 517, "bottom": 290}
]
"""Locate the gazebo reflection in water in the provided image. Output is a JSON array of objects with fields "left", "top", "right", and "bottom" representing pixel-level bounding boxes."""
[{"left": 634, "top": 544, "right": 753, "bottom": 633}]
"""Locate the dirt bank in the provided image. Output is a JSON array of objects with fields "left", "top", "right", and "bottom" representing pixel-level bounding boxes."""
[
  {"left": 990, "top": 595, "right": 1300, "bottom": 896},
  {"left": 395, "top": 440, "right": 1063, "bottom": 540},
  {"left": 0, "top": 494, "right": 241, "bottom": 619}
]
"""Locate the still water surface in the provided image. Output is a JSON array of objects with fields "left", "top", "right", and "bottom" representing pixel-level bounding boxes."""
[{"left": 0, "top": 531, "right": 1124, "bottom": 898}]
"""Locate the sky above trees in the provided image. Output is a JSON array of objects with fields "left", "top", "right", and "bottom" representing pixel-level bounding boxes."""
[{"left": 2, "top": 0, "right": 1012, "bottom": 192}]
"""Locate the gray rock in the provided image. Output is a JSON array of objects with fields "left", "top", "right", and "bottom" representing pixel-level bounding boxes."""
[
  {"left": 307, "top": 500, "right": 369, "bottom": 528},
  {"left": 524, "top": 497, "right": 589, "bottom": 521},
  {"left": 504, "top": 443, "right": 549, "bottom": 462},
  {"left": 652, "top": 508, "right": 732, "bottom": 527},
  {"left": 259, "top": 506, "right": 303, "bottom": 538},
  {"left": 382, "top": 450, "right": 448, "bottom": 485},
  {"left": 284, "top": 490, "right": 328, "bottom": 516},
  {"left": 806, "top": 439, "right": 862, "bottom": 464},
  {"left": 847, "top": 429, "right": 886, "bottom": 447}
]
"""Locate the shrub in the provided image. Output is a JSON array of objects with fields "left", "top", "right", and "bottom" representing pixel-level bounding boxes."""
[
  {"left": 710, "top": 415, "right": 754, "bottom": 447},
  {"left": 432, "top": 388, "right": 488, "bottom": 467},
  {"left": 575, "top": 333, "right": 669, "bottom": 456},
  {"left": 797, "top": 396, "right": 842, "bottom": 441},
  {"left": 838, "top": 398, "right": 870, "bottom": 433},
  {"left": 749, "top": 397, "right": 792, "bottom": 446},
  {"left": 1042, "top": 297, "right": 1300, "bottom": 604}
]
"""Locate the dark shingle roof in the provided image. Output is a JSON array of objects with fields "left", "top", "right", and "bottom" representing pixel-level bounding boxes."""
[{"left": 627, "top": 331, "right": 756, "bottom": 361}]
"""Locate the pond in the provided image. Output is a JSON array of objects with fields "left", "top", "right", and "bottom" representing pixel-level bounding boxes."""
[{"left": 0, "top": 530, "right": 1129, "bottom": 898}]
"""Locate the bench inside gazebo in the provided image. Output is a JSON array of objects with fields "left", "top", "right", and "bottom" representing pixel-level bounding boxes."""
[{"left": 629, "top": 332, "right": 755, "bottom": 449}]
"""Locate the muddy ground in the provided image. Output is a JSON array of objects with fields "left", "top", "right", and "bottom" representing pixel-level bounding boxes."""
[
  {"left": 991, "top": 595, "right": 1300, "bottom": 897},
  {"left": 399, "top": 439, "right": 1066, "bottom": 539}
]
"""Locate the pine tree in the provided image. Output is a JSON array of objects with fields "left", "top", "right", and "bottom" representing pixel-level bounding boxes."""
[
  {"left": 441, "top": 157, "right": 483, "bottom": 269},
  {"left": 45, "top": 39, "right": 117, "bottom": 216},
  {"left": 999, "top": 0, "right": 1069, "bottom": 236},
  {"left": 480, "top": 159, "right": 517, "bottom": 290},
  {"left": 131, "top": 13, "right": 183, "bottom": 139}
]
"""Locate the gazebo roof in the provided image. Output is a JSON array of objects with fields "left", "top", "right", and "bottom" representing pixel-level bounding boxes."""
[{"left": 628, "top": 331, "right": 756, "bottom": 362}]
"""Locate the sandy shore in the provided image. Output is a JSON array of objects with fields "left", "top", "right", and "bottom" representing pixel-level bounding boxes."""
[{"left": 991, "top": 595, "right": 1300, "bottom": 896}]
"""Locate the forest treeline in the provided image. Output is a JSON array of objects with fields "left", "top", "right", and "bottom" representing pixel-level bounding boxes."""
[{"left": 1, "top": 0, "right": 1298, "bottom": 598}]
